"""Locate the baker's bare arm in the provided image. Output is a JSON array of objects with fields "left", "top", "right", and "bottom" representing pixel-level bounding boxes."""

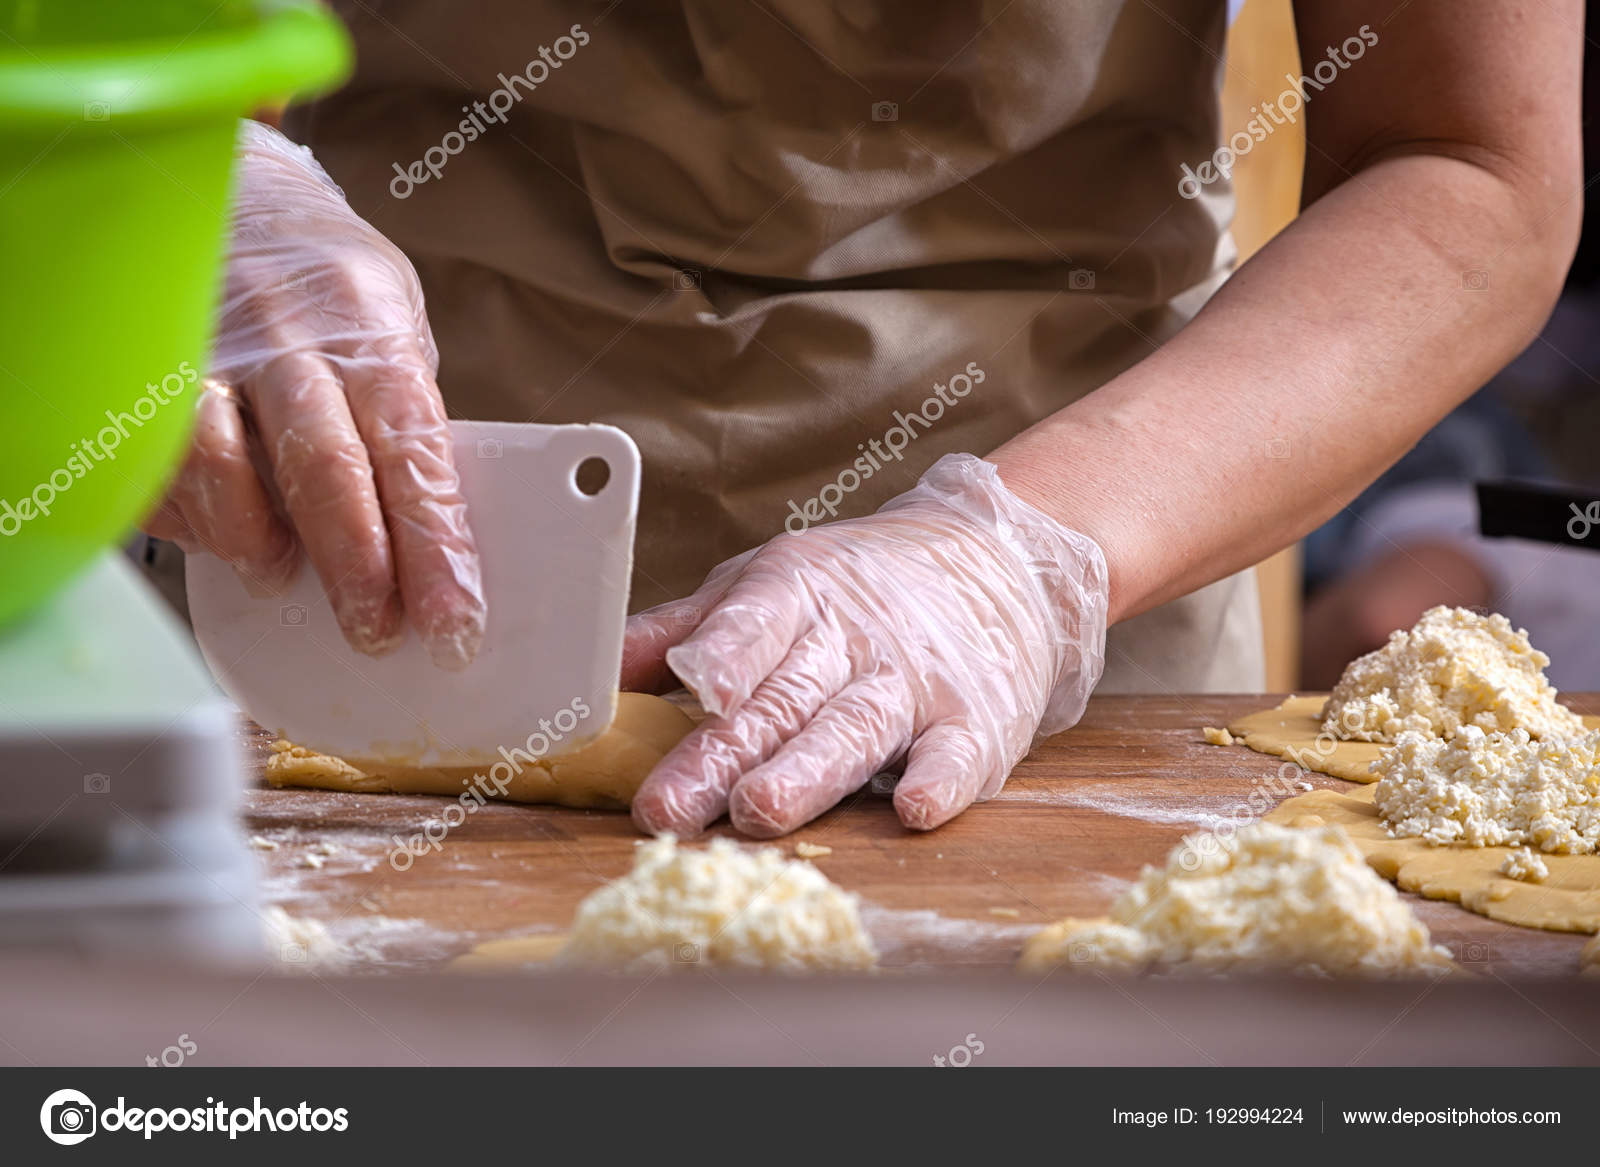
[{"left": 989, "top": 0, "right": 1583, "bottom": 623}]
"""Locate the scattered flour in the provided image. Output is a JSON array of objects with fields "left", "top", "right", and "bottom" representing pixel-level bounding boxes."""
[
  {"left": 261, "top": 907, "right": 344, "bottom": 973},
  {"left": 1003, "top": 782, "right": 1234, "bottom": 828},
  {"left": 859, "top": 905, "right": 1040, "bottom": 969},
  {"left": 260, "top": 908, "right": 452, "bottom": 973}
]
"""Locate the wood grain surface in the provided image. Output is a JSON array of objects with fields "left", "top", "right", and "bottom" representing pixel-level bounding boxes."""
[{"left": 243, "top": 694, "right": 1599, "bottom": 977}]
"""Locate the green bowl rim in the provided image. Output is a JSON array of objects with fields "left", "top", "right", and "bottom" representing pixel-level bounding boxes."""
[{"left": 0, "top": 1, "right": 350, "bottom": 125}]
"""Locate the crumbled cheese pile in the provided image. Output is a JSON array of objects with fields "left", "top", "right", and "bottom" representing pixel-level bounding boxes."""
[
  {"left": 1500, "top": 846, "right": 1549, "bottom": 883},
  {"left": 557, "top": 837, "right": 877, "bottom": 973},
  {"left": 1017, "top": 821, "right": 1450, "bottom": 978},
  {"left": 1373, "top": 726, "right": 1600, "bottom": 854},
  {"left": 1321, "top": 606, "right": 1583, "bottom": 743}
]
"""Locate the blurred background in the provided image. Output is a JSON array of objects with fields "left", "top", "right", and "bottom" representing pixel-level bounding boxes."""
[{"left": 1228, "top": 0, "right": 1600, "bottom": 693}]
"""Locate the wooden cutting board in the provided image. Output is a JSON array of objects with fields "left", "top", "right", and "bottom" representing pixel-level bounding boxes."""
[{"left": 241, "top": 693, "right": 1598, "bottom": 976}]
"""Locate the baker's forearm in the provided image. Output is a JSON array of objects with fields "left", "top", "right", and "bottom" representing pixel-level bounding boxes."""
[{"left": 990, "top": 150, "right": 1579, "bottom": 623}]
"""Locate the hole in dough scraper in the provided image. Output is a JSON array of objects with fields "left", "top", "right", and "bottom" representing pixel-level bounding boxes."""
[{"left": 186, "top": 421, "right": 640, "bottom": 767}]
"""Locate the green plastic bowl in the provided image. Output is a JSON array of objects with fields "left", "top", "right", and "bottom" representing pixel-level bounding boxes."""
[{"left": 0, "top": 0, "right": 349, "bottom": 628}]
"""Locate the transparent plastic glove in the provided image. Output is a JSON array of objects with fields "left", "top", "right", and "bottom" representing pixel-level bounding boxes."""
[
  {"left": 622, "top": 454, "right": 1110, "bottom": 837},
  {"left": 144, "top": 120, "right": 484, "bottom": 669}
]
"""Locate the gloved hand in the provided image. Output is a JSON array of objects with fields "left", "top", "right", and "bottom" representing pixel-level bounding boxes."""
[
  {"left": 144, "top": 120, "right": 484, "bottom": 669},
  {"left": 622, "top": 454, "right": 1110, "bottom": 837}
]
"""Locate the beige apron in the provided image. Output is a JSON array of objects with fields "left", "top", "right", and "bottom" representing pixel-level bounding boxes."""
[{"left": 285, "top": 0, "right": 1264, "bottom": 692}]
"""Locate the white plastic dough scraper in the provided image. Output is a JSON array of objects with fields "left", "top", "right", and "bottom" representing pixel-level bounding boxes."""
[{"left": 187, "top": 421, "right": 641, "bottom": 766}]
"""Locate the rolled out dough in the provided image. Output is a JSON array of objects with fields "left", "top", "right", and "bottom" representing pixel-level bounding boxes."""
[
  {"left": 1229, "top": 696, "right": 1390, "bottom": 782},
  {"left": 1228, "top": 696, "right": 1600, "bottom": 784},
  {"left": 265, "top": 692, "right": 695, "bottom": 810},
  {"left": 1265, "top": 787, "right": 1600, "bottom": 933}
]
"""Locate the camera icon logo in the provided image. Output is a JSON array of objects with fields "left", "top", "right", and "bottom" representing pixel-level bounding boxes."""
[
  {"left": 871, "top": 101, "right": 898, "bottom": 122},
  {"left": 40, "top": 1088, "right": 97, "bottom": 1145},
  {"left": 869, "top": 772, "right": 898, "bottom": 796},
  {"left": 476, "top": 437, "right": 504, "bottom": 460},
  {"left": 1462, "top": 270, "right": 1489, "bottom": 291},
  {"left": 673, "top": 942, "right": 701, "bottom": 964},
  {"left": 280, "top": 941, "right": 309, "bottom": 965},
  {"left": 282, "top": 270, "right": 310, "bottom": 292},
  {"left": 280, "top": 603, "right": 308, "bottom": 627},
  {"left": 1455, "top": 940, "right": 1492, "bottom": 964},
  {"left": 674, "top": 269, "right": 701, "bottom": 291},
  {"left": 1068, "top": 268, "right": 1096, "bottom": 291},
  {"left": 83, "top": 773, "right": 111, "bottom": 795},
  {"left": 1264, "top": 437, "right": 1292, "bottom": 460},
  {"left": 83, "top": 102, "right": 110, "bottom": 122}
]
